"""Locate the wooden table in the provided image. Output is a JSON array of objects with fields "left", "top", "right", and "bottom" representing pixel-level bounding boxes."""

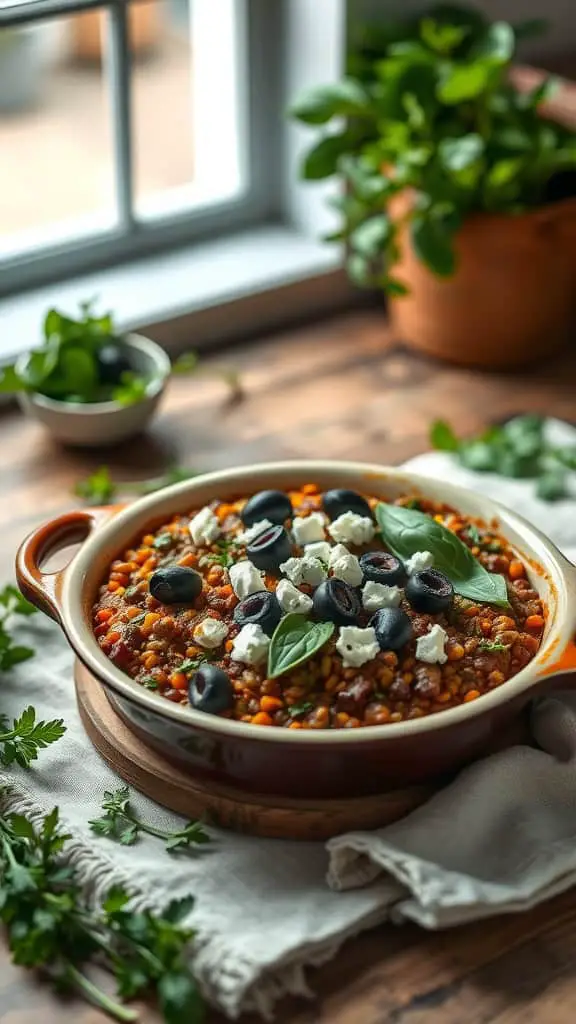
[{"left": 3, "top": 309, "right": 576, "bottom": 1024}]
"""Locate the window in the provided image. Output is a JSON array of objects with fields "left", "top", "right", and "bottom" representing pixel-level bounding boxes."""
[
  {"left": 0, "top": 0, "right": 278, "bottom": 297},
  {"left": 0, "top": 0, "right": 350, "bottom": 361}
]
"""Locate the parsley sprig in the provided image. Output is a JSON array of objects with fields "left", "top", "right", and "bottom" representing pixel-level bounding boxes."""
[
  {"left": 0, "top": 706, "right": 66, "bottom": 769},
  {"left": 89, "top": 787, "right": 210, "bottom": 853},
  {"left": 73, "top": 466, "right": 199, "bottom": 506},
  {"left": 430, "top": 415, "right": 576, "bottom": 501},
  {"left": 0, "top": 806, "right": 203, "bottom": 1023}
]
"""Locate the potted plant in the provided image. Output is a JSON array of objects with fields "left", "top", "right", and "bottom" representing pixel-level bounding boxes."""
[
  {"left": 291, "top": 4, "right": 576, "bottom": 369},
  {"left": 0, "top": 303, "right": 171, "bottom": 447}
]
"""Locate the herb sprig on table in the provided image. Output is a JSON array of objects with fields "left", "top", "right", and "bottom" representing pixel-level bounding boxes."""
[
  {"left": 430, "top": 415, "right": 575, "bottom": 501},
  {"left": 0, "top": 582, "right": 205, "bottom": 1022},
  {"left": 73, "top": 466, "right": 200, "bottom": 506},
  {"left": 89, "top": 786, "right": 210, "bottom": 853},
  {"left": 0, "top": 808, "right": 203, "bottom": 1023}
]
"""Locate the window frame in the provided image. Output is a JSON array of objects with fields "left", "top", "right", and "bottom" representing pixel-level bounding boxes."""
[{"left": 0, "top": 0, "right": 282, "bottom": 298}]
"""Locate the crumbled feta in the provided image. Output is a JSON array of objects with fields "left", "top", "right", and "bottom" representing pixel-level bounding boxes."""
[
  {"left": 189, "top": 506, "right": 221, "bottom": 546},
  {"left": 229, "top": 560, "right": 266, "bottom": 599},
  {"left": 231, "top": 623, "right": 270, "bottom": 666},
  {"left": 336, "top": 625, "right": 380, "bottom": 668},
  {"left": 237, "top": 519, "right": 273, "bottom": 545},
  {"left": 415, "top": 624, "right": 448, "bottom": 665},
  {"left": 328, "top": 543, "right": 363, "bottom": 586},
  {"left": 292, "top": 512, "right": 326, "bottom": 546},
  {"left": 279, "top": 555, "right": 327, "bottom": 587},
  {"left": 406, "top": 550, "right": 434, "bottom": 575},
  {"left": 304, "top": 540, "right": 331, "bottom": 564},
  {"left": 276, "top": 579, "right": 314, "bottom": 615},
  {"left": 328, "top": 511, "right": 375, "bottom": 547},
  {"left": 362, "top": 581, "right": 403, "bottom": 612},
  {"left": 193, "top": 617, "right": 228, "bottom": 649}
]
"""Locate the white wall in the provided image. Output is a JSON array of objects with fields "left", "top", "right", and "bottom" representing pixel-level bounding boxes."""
[{"left": 349, "top": 0, "right": 576, "bottom": 61}]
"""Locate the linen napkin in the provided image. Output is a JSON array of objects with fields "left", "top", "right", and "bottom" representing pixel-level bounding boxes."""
[{"left": 3, "top": 417, "right": 576, "bottom": 1020}]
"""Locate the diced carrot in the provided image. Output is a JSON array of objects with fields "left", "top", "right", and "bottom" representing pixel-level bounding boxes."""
[
  {"left": 509, "top": 560, "right": 526, "bottom": 580},
  {"left": 260, "top": 695, "right": 283, "bottom": 712},
  {"left": 169, "top": 672, "right": 188, "bottom": 690},
  {"left": 96, "top": 608, "right": 113, "bottom": 622},
  {"left": 464, "top": 690, "right": 480, "bottom": 702},
  {"left": 525, "top": 614, "right": 545, "bottom": 631},
  {"left": 251, "top": 712, "right": 273, "bottom": 726}
]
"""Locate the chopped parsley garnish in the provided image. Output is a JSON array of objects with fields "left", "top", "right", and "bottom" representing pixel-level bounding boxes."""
[
  {"left": 289, "top": 701, "right": 315, "bottom": 717},
  {"left": 478, "top": 639, "right": 509, "bottom": 652}
]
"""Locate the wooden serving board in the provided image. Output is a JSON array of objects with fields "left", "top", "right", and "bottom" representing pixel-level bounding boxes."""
[{"left": 75, "top": 661, "right": 530, "bottom": 841}]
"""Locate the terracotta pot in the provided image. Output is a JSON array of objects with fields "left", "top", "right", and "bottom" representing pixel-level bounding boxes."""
[
  {"left": 388, "top": 189, "right": 576, "bottom": 370},
  {"left": 15, "top": 461, "right": 576, "bottom": 801},
  {"left": 71, "top": 1, "right": 160, "bottom": 63}
]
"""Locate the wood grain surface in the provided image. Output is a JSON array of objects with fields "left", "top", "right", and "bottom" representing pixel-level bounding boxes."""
[{"left": 3, "top": 308, "right": 576, "bottom": 1023}]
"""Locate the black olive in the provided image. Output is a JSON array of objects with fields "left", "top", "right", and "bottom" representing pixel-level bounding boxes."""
[
  {"left": 149, "top": 565, "right": 203, "bottom": 604},
  {"left": 247, "top": 524, "right": 292, "bottom": 575},
  {"left": 371, "top": 607, "right": 413, "bottom": 651},
  {"left": 359, "top": 551, "right": 406, "bottom": 586},
  {"left": 96, "top": 341, "right": 132, "bottom": 385},
  {"left": 322, "top": 488, "right": 373, "bottom": 521},
  {"left": 241, "top": 490, "right": 292, "bottom": 527},
  {"left": 405, "top": 569, "right": 454, "bottom": 613},
  {"left": 233, "top": 591, "right": 282, "bottom": 636},
  {"left": 189, "top": 664, "right": 234, "bottom": 715},
  {"left": 313, "top": 578, "right": 361, "bottom": 626}
]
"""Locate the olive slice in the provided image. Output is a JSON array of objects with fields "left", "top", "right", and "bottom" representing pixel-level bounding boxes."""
[
  {"left": 189, "top": 665, "right": 234, "bottom": 715},
  {"left": 247, "top": 524, "right": 292, "bottom": 575},
  {"left": 149, "top": 565, "right": 203, "bottom": 604},
  {"left": 371, "top": 607, "right": 413, "bottom": 651},
  {"left": 241, "top": 490, "right": 293, "bottom": 527},
  {"left": 405, "top": 569, "right": 454, "bottom": 613},
  {"left": 313, "top": 578, "right": 361, "bottom": 626},
  {"left": 359, "top": 551, "right": 406, "bottom": 586},
  {"left": 322, "top": 488, "right": 373, "bottom": 521},
  {"left": 233, "top": 591, "right": 282, "bottom": 636}
]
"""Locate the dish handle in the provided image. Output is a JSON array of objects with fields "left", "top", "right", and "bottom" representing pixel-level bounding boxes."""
[{"left": 16, "top": 507, "right": 116, "bottom": 624}]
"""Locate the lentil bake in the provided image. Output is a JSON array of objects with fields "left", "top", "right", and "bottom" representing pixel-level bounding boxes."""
[{"left": 92, "top": 485, "right": 546, "bottom": 729}]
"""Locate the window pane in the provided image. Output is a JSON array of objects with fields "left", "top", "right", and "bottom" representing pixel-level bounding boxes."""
[
  {"left": 0, "top": 11, "right": 116, "bottom": 258},
  {"left": 133, "top": 0, "right": 245, "bottom": 218}
]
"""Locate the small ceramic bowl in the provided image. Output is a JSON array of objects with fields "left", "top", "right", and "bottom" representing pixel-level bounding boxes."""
[
  {"left": 16, "top": 333, "right": 171, "bottom": 447},
  {"left": 15, "top": 461, "right": 576, "bottom": 800}
]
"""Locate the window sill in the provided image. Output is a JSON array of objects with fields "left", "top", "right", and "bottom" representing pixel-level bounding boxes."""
[{"left": 0, "top": 225, "right": 361, "bottom": 364}]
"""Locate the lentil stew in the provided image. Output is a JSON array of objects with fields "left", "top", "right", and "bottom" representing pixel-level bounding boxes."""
[{"left": 92, "top": 484, "right": 546, "bottom": 729}]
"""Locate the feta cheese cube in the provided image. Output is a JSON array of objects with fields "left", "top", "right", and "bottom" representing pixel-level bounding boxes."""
[
  {"left": 231, "top": 624, "right": 270, "bottom": 666},
  {"left": 406, "top": 550, "right": 434, "bottom": 575},
  {"left": 189, "top": 506, "right": 221, "bottom": 546},
  {"left": 336, "top": 625, "right": 380, "bottom": 668},
  {"left": 229, "top": 560, "right": 266, "bottom": 599},
  {"left": 329, "top": 543, "right": 363, "bottom": 586},
  {"left": 304, "top": 540, "right": 331, "bottom": 564},
  {"left": 193, "top": 617, "right": 228, "bottom": 649},
  {"left": 362, "top": 581, "right": 403, "bottom": 612},
  {"left": 279, "top": 555, "right": 327, "bottom": 587},
  {"left": 328, "top": 511, "right": 375, "bottom": 547},
  {"left": 237, "top": 519, "right": 273, "bottom": 545},
  {"left": 292, "top": 512, "right": 326, "bottom": 545},
  {"left": 276, "top": 579, "right": 314, "bottom": 615},
  {"left": 415, "top": 624, "right": 448, "bottom": 664}
]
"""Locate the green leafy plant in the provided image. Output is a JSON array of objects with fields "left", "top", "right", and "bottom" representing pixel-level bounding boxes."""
[
  {"left": 375, "top": 501, "right": 509, "bottom": 605},
  {"left": 288, "top": 701, "right": 315, "bottom": 718},
  {"left": 290, "top": 4, "right": 576, "bottom": 291},
  {"left": 89, "top": 787, "right": 210, "bottom": 853},
  {"left": 0, "top": 303, "right": 152, "bottom": 406},
  {"left": 478, "top": 638, "right": 509, "bottom": 651},
  {"left": 430, "top": 414, "right": 576, "bottom": 500},
  {"left": 0, "top": 584, "right": 38, "bottom": 671},
  {"left": 268, "top": 614, "right": 335, "bottom": 679},
  {"left": 0, "top": 707, "right": 66, "bottom": 769},
  {"left": 0, "top": 807, "right": 203, "bottom": 1023}
]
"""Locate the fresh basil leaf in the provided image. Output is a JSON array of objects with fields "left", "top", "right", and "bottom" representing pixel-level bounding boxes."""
[
  {"left": 290, "top": 78, "right": 370, "bottom": 125},
  {"left": 375, "top": 502, "right": 509, "bottom": 606},
  {"left": 350, "top": 213, "right": 391, "bottom": 257},
  {"left": 411, "top": 214, "right": 456, "bottom": 277},
  {"left": 437, "top": 60, "right": 493, "bottom": 103},
  {"left": 459, "top": 440, "right": 498, "bottom": 472},
  {"left": 268, "top": 614, "right": 335, "bottom": 680},
  {"left": 0, "top": 365, "right": 23, "bottom": 393},
  {"left": 536, "top": 468, "right": 567, "bottom": 502},
  {"left": 430, "top": 419, "right": 460, "bottom": 452},
  {"left": 301, "top": 130, "right": 359, "bottom": 180}
]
